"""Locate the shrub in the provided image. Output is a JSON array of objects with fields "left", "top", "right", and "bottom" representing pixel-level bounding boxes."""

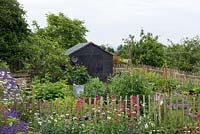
[
  {"left": 108, "top": 71, "right": 153, "bottom": 99},
  {"left": 32, "top": 78, "right": 71, "bottom": 101},
  {"left": 0, "top": 60, "right": 10, "bottom": 71},
  {"left": 68, "top": 66, "right": 89, "bottom": 85},
  {"left": 83, "top": 77, "right": 106, "bottom": 98}
]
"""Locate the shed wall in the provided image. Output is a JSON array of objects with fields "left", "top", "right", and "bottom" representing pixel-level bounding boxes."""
[{"left": 69, "top": 43, "right": 113, "bottom": 81}]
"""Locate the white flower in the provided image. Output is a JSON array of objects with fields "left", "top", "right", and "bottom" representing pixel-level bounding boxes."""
[
  {"left": 160, "top": 101, "right": 163, "bottom": 106},
  {"left": 145, "top": 123, "right": 148, "bottom": 129},
  {"left": 73, "top": 117, "right": 77, "bottom": 120},
  {"left": 38, "top": 121, "right": 42, "bottom": 126},
  {"left": 81, "top": 124, "right": 85, "bottom": 127},
  {"left": 107, "top": 116, "right": 111, "bottom": 120}
]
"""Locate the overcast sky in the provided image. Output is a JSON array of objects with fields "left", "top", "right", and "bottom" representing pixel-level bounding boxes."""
[{"left": 18, "top": 0, "right": 200, "bottom": 48}]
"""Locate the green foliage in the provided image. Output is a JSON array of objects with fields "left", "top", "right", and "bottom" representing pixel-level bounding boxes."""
[
  {"left": 20, "top": 35, "right": 72, "bottom": 81},
  {"left": 116, "top": 44, "right": 129, "bottom": 59},
  {"left": 33, "top": 12, "right": 88, "bottom": 49},
  {"left": 83, "top": 77, "right": 105, "bottom": 98},
  {"left": 0, "top": 0, "right": 29, "bottom": 70},
  {"left": 109, "top": 71, "right": 153, "bottom": 98},
  {"left": 130, "top": 30, "right": 165, "bottom": 67},
  {"left": 68, "top": 66, "right": 89, "bottom": 85},
  {"left": 0, "top": 59, "right": 10, "bottom": 71},
  {"left": 100, "top": 44, "right": 115, "bottom": 54},
  {"left": 32, "top": 78, "right": 71, "bottom": 100},
  {"left": 166, "top": 36, "right": 200, "bottom": 72}
]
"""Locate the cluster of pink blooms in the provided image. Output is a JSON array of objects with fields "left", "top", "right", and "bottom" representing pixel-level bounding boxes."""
[{"left": 74, "top": 94, "right": 139, "bottom": 122}]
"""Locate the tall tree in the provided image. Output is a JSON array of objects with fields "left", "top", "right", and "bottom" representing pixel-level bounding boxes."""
[
  {"left": 166, "top": 36, "right": 200, "bottom": 72},
  {"left": 0, "top": 0, "right": 29, "bottom": 70},
  {"left": 20, "top": 35, "right": 72, "bottom": 81},
  {"left": 130, "top": 30, "right": 165, "bottom": 67},
  {"left": 34, "top": 13, "right": 88, "bottom": 49},
  {"left": 116, "top": 44, "right": 129, "bottom": 59}
]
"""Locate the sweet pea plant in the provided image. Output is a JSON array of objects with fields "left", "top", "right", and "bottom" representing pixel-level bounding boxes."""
[
  {"left": 33, "top": 95, "right": 155, "bottom": 134},
  {"left": 0, "top": 69, "right": 31, "bottom": 134}
]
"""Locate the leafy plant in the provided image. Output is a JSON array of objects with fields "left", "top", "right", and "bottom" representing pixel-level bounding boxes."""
[
  {"left": 83, "top": 77, "right": 106, "bottom": 98},
  {"left": 0, "top": 60, "right": 10, "bottom": 71},
  {"left": 69, "top": 66, "right": 89, "bottom": 85},
  {"left": 32, "top": 78, "right": 71, "bottom": 101},
  {"left": 109, "top": 71, "right": 153, "bottom": 99}
]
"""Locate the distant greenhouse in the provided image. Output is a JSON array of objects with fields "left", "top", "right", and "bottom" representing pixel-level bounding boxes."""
[{"left": 66, "top": 42, "right": 113, "bottom": 81}]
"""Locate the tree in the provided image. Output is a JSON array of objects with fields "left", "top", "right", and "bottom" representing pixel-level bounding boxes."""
[
  {"left": 0, "top": 0, "right": 29, "bottom": 70},
  {"left": 34, "top": 13, "right": 88, "bottom": 49},
  {"left": 130, "top": 30, "right": 165, "bottom": 67},
  {"left": 20, "top": 35, "right": 72, "bottom": 81},
  {"left": 166, "top": 36, "right": 200, "bottom": 72},
  {"left": 100, "top": 44, "right": 115, "bottom": 53},
  {"left": 116, "top": 44, "right": 129, "bottom": 59}
]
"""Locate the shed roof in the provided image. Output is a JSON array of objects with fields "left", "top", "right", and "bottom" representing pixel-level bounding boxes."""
[{"left": 65, "top": 42, "right": 113, "bottom": 56}]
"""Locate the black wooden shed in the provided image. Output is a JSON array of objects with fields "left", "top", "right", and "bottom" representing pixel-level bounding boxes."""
[{"left": 65, "top": 42, "right": 113, "bottom": 81}]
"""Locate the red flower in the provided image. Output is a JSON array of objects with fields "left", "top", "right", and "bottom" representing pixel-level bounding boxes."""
[
  {"left": 96, "top": 96, "right": 101, "bottom": 101},
  {"left": 76, "top": 97, "right": 85, "bottom": 111},
  {"left": 120, "top": 108, "right": 124, "bottom": 112},
  {"left": 130, "top": 96, "right": 138, "bottom": 105},
  {"left": 101, "top": 112, "right": 105, "bottom": 116},
  {"left": 197, "top": 114, "right": 200, "bottom": 121},
  {"left": 76, "top": 114, "right": 80, "bottom": 120},
  {"left": 111, "top": 94, "right": 116, "bottom": 100},
  {"left": 126, "top": 108, "right": 136, "bottom": 117},
  {"left": 113, "top": 118, "right": 118, "bottom": 122}
]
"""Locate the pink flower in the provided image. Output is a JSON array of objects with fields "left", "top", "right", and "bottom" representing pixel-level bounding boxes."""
[
  {"left": 196, "top": 114, "right": 200, "bottom": 121},
  {"left": 76, "top": 97, "right": 85, "bottom": 111},
  {"left": 96, "top": 96, "right": 101, "bottom": 101},
  {"left": 111, "top": 94, "right": 116, "bottom": 100},
  {"left": 120, "top": 108, "right": 124, "bottom": 112},
  {"left": 130, "top": 96, "right": 138, "bottom": 105},
  {"left": 113, "top": 118, "right": 118, "bottom": 122},
  {"left": 101, "top": 112, "right": 105, "bottom": 116}
]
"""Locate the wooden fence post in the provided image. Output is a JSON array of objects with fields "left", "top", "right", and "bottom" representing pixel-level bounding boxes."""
[
  {"left": 50, "top": 99, "right": 53, "bottom": 115},
  {"left": 192, "top": 96, "right": 195, "bottom": 128},
  {"left": 125, "top": 96, "right": 127, "bottom": 115},
  {"left": 56, "top": 98, "right": 60, "bottom": 114},
  {"left": 94, "top": 97, "right": 97, "bottom": 124},
  {"left": 186, "top": 96, "right": 189, "bottom": 128},
  {"left": 182, "top": 95, "right": 185, "bottom": 128},
  {"left": 169, "top": 93, "right": 172, "bottom": 128},
  {"left": 143, "top": 95, "right": 146, "bottom": 117},
  {"left": 164, "top": 94, "right": 166, "bottom": 130},
  {"left": 148, "top": 95, "right": 150, "bottom": 117},
  {"left": 64, "top": 97, "right": 68, "bottom": 116},
  {"left": 137, "top": 95, "right": 140, "bottom": 117},
  {"left": 176, "top": 94, "right": 178, "bottom": 127},
  {"left": 153, "top": 94, "right": 157, "bottom": 128}
]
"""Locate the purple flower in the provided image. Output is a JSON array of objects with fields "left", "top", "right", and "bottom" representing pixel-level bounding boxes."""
[
  {"left": 0, "top": 69, "right": 18, "bottom": 100},
  {"left": 0, "top": 109, "right": 30, "bottom": 134}
]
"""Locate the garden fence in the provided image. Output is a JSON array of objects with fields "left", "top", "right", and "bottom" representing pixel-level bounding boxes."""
[
  {"left": 113, "top": 64, "right": 200, "bottom": 85},
  {"left": 15, "top": 93, "right": 200, "bottom": 133}
]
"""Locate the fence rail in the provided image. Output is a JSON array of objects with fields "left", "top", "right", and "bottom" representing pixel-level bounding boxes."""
[
  {"left": 14, "top": 93, "right": 200, "bottom": 132},
  {"left": 113, "top": 64, "right": 200, "bottom": 85}
]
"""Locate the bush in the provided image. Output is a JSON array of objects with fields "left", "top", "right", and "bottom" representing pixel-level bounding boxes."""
[
  {"left": 83, "top": 77, "right": 106, "bottom": 98},
  {"left": 32, "top": 78, "right": 71, "bottom": 101},
  {"left": 0, "top": 60, "right": 10, "bottom": 71},
  {"left": 108, "top": 71, "right": 153, "bottom": 99},
  {"left": 68, "top": 66, "right": 89, "bottom": 85}
]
